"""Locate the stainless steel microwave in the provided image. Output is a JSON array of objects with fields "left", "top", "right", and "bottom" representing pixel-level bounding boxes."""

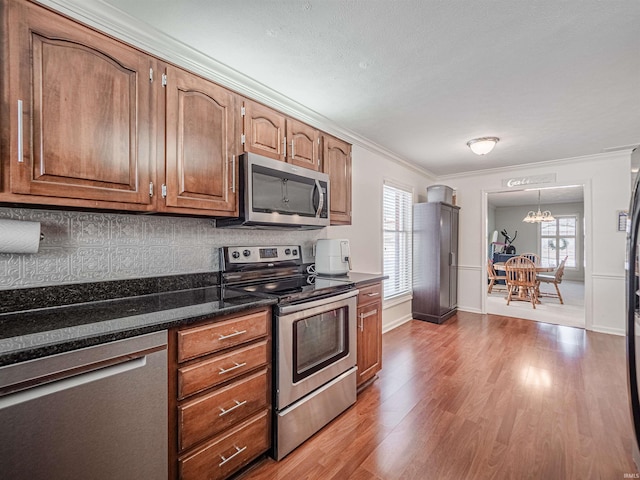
[{"left": 217, "top": 153, "right": 330, "bottom": 229}]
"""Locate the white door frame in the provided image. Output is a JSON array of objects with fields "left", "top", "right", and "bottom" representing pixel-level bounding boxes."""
[{"left": 480, "top": 180, "right": 592, "bottom": 330}]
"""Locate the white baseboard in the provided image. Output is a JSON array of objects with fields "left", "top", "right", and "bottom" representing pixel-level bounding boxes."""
[
  {"left": 457, "top": 306, "right": 483, "bottom": 314},
  {"left": 590, "top": 325, "right": 625, "bottom": 336},
  {"left": 382, "top": 313, "right": 413, "bottom": 333}
]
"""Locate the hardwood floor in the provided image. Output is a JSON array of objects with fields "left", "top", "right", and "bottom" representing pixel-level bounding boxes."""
[{"left": 239, "top": 312, "right": 638, "bottom": 479}]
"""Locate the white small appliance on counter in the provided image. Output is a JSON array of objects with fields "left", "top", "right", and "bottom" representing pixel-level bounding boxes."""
[{"left": 314, "top": 239, "right": 351, "bottom": 275}]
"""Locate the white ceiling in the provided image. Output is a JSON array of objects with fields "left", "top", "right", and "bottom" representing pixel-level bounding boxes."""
[{"left": 97, "top": 0, "right": 640, "bottom": 176}]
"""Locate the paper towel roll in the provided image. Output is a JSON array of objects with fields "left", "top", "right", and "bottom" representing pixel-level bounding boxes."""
[{"left": 0, "top": 219, "right": 41, "bottom": 254}]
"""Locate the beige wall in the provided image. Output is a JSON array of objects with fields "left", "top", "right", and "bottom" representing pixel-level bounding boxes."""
[
  {"left": 440, "top": 150, "right": 631, "bottom": 335},
  {"left": 493, "top": 201, "right": 585, "bottom": 281},
  {"left": 327, "top": 144, "right": 435, "bottom": 332}
]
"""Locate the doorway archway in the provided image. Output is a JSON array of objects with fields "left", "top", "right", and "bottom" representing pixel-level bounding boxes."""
[{"left": 482, "top": 184, "right": 587, "bottom": 328}]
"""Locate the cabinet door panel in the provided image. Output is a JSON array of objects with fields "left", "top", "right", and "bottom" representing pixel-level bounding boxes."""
[
  {"left": 450, "top": 208, "right": 459, "bottom": 308},
  {"left": 179, "top": 410, "right": 270, "bottom": 480},
  {"left": 439, "top": 207, "right": 451, "bottom": 314},
  {"left": 165, "top": 66, "right": 238, "bottom": 214},
  {"left": 177, "top": 309, "right": 270, "bottom": 362},
  {"left": 179, "top": 369, "right": 269, "bottom": 451},
  {"left": 286, "top": 119, "right": 320, "bottom": 171},
  {"left": 243, "top": 100, "right": 285, "bottom": 161},
  {"left": 7, "top": 1, "right": 154, "bottom": 206},
  {"left": 356, "top": 301, "right": 382, "bottom": 388},
  {"left": 323, "top": 135, "right": 352, "bottom": 225}
]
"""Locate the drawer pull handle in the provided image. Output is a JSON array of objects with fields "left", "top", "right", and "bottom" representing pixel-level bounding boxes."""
[
  {"left": 366, "top": 292, "right": 380, "bottom": 297},
  {"left": 218, "top": 361, "right": 247, "bottom": 375},
  {"left": 219, "top": 399, "right": 247, "bottom": 417},
  {"left": 231, "top": 154, "right": 236, "bottom": 193},
  {"left": 17, "top": 100, "right": 24, "bottom": 163},
  {"left": 359, "top": 309, "right": 378, "bottom": 320},
  {"left": 219, "top": 445, "right": 247, "bottom": 467},
  {"left": 359, "top": 309, "right": 378, "bottom": 331},
  {"left": 218, "top": 329, "right": 247, "bottom": 340}
]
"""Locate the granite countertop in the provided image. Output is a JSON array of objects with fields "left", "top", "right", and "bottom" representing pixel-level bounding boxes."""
[
  {"left": 0, "top": 271, "right": 387, "bottom": 368},
  {"left": 316, "top": 271, "right": 388, "bottom": 287},
  {"left": 0, "top": 275, "right": 276, "bottom": 367}
]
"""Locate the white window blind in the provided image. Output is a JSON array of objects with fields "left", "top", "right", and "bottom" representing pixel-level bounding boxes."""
[{"left": 383, "top": 183, "right": 413, "bottom": 300}]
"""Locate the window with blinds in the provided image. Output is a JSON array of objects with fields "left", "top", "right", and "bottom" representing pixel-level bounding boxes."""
[
  {"left": 383, "top": 183, "right": 413, "bottom": 300},
  {"left": 540, "top": 215, "right": 577, "bottom": 268}
]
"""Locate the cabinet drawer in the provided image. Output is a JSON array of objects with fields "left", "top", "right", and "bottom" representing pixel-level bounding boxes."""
[
  {"left": 357, "top": 283, "right": 382, "bottom": 305},
  {"left": 178, "top": 309, "right": 269, "bottom": 362},
  {"left": 179, "top": 409, "right": 270, "bottom": 480},
  {"left": 178, "top": 340, "right": 269, "bottom": 399},
  {"left": 179, "top": 369, "right": 269, "bottom": 451}
]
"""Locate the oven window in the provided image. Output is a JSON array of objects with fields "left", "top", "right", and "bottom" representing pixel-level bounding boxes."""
[{"left": 292, "top": 306, "right": 349, "bottom": 383}]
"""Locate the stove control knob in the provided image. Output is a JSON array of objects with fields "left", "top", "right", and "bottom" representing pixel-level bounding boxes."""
[
  {"left": 243, "top": 249, "right": 251, "bottom": 257},
  {"left": 231, "top": 251, "right": 240, "bottom": 259},
  {"left": 292, "top": 249, "right": 298, "bottom": 256},
  {"left": 285, "top": 248, "right": 291, "bottom": 255}
]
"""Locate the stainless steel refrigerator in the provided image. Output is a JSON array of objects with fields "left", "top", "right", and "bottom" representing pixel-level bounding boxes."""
[{"left": 626, "top": 146, "right": 640, "bottom": 469}]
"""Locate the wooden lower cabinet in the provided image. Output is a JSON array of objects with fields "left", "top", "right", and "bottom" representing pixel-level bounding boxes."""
[
  {"left": 169, "top": 307, "right": 271, "bottom": 480},
  {"left": 179, "top": 369, "right": 269, "bottom": 451},
  {"left": 356, "top": 282, "right": 383, "bottom": 389},
  {"left": 179, "top": 410, "right": 270, "bottom": 480}
]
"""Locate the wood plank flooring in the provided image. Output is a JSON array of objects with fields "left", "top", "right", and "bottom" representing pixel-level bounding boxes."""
[{"left": 239, "top": 312, "right": 638, "bottom": 479}]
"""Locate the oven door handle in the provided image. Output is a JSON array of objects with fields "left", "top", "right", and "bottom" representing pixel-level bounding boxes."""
[{"left": 278, "top": 289, "right": 359, "bottom": 315}]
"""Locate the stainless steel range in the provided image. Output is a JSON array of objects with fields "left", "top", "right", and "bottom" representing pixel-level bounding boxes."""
[{"left": 220, "top": 245, "right": 358, "bottom": 460}]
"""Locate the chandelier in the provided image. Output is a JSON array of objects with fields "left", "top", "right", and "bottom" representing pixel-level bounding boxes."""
[{"left": 522, "top": 190, "right": 555, "bottom": 223}]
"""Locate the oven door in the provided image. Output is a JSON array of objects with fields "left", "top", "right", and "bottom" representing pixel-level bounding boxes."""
[{"left": 276, "top": 290, "right": 357, "bottom": 410}]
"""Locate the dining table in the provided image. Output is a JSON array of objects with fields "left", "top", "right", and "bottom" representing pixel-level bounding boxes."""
[{"left": 493, "top": 262, "right": 554, "bottom": 301}]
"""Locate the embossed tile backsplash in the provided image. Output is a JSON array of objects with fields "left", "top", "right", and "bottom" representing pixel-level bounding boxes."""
[{"left": 0, "top": 208, "right": 325, "bottom": 290}]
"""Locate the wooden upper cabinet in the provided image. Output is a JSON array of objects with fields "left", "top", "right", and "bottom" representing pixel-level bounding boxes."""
[
  {"left": 3, "top": 0, "right": 155, "bottom": 208},
  {"left": 323, "top": 135, "right": 352, "bottom": 225},
  {"left": 242, "top": 99, "right": 286, "bottom": 161},
  {"left": 163, "top": 65, "right": 239, "bottom": 215},
  {"left": 286, "top": 118, "right": 321, "bottom": 171}
]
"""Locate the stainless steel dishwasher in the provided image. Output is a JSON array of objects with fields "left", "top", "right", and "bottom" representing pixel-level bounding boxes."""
[{"left": 0, "top": 330, "right": 168, "bottom": 480}]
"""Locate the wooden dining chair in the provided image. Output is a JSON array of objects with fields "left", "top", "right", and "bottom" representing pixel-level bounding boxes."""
[
  {"left": 520, "top": 253, "right": 540, "bottom": 265},
  {"left": 487, "top": 259, "right": 507, "bottom": 293},
  {"left": 537, "top": 256, "right": 568, "bottom": 304},
  {"left": 505, "top": 256, "right": 538, "bottom": 309}
]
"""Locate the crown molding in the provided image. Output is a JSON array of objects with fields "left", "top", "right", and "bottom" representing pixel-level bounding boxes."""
[
  {"left": 33, "top": 0, "right": 435, "bottom": 178},
  {"left": 437, "top": 149, "right": 634, "bottom": 181}
]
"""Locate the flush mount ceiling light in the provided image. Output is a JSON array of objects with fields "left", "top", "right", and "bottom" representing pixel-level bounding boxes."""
[
  {"left": 522, "top": 190, "right": 555, "bottom": 223},
  {"left": 467, "top": 137, "right": 499, "bottom": 155}
]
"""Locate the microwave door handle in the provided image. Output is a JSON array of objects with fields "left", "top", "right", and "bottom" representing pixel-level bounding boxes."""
[{"left": 314, "top": 180, "right": 324, "bottom": 217}]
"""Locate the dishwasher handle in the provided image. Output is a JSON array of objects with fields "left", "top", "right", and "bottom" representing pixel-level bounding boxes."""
[
  {"left": 0, "top": 331, "right": 168, "bottom": 397},
  {"left": 0, "top": 355, "right": 149, "bottom": 409}
]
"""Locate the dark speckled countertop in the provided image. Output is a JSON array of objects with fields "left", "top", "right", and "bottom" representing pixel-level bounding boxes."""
[
  {"left": 0, "top": 273, "right": 276, "bottom": 367},
  {"left": 316, "top": 272, "right": 388, "bottom": 287}
]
